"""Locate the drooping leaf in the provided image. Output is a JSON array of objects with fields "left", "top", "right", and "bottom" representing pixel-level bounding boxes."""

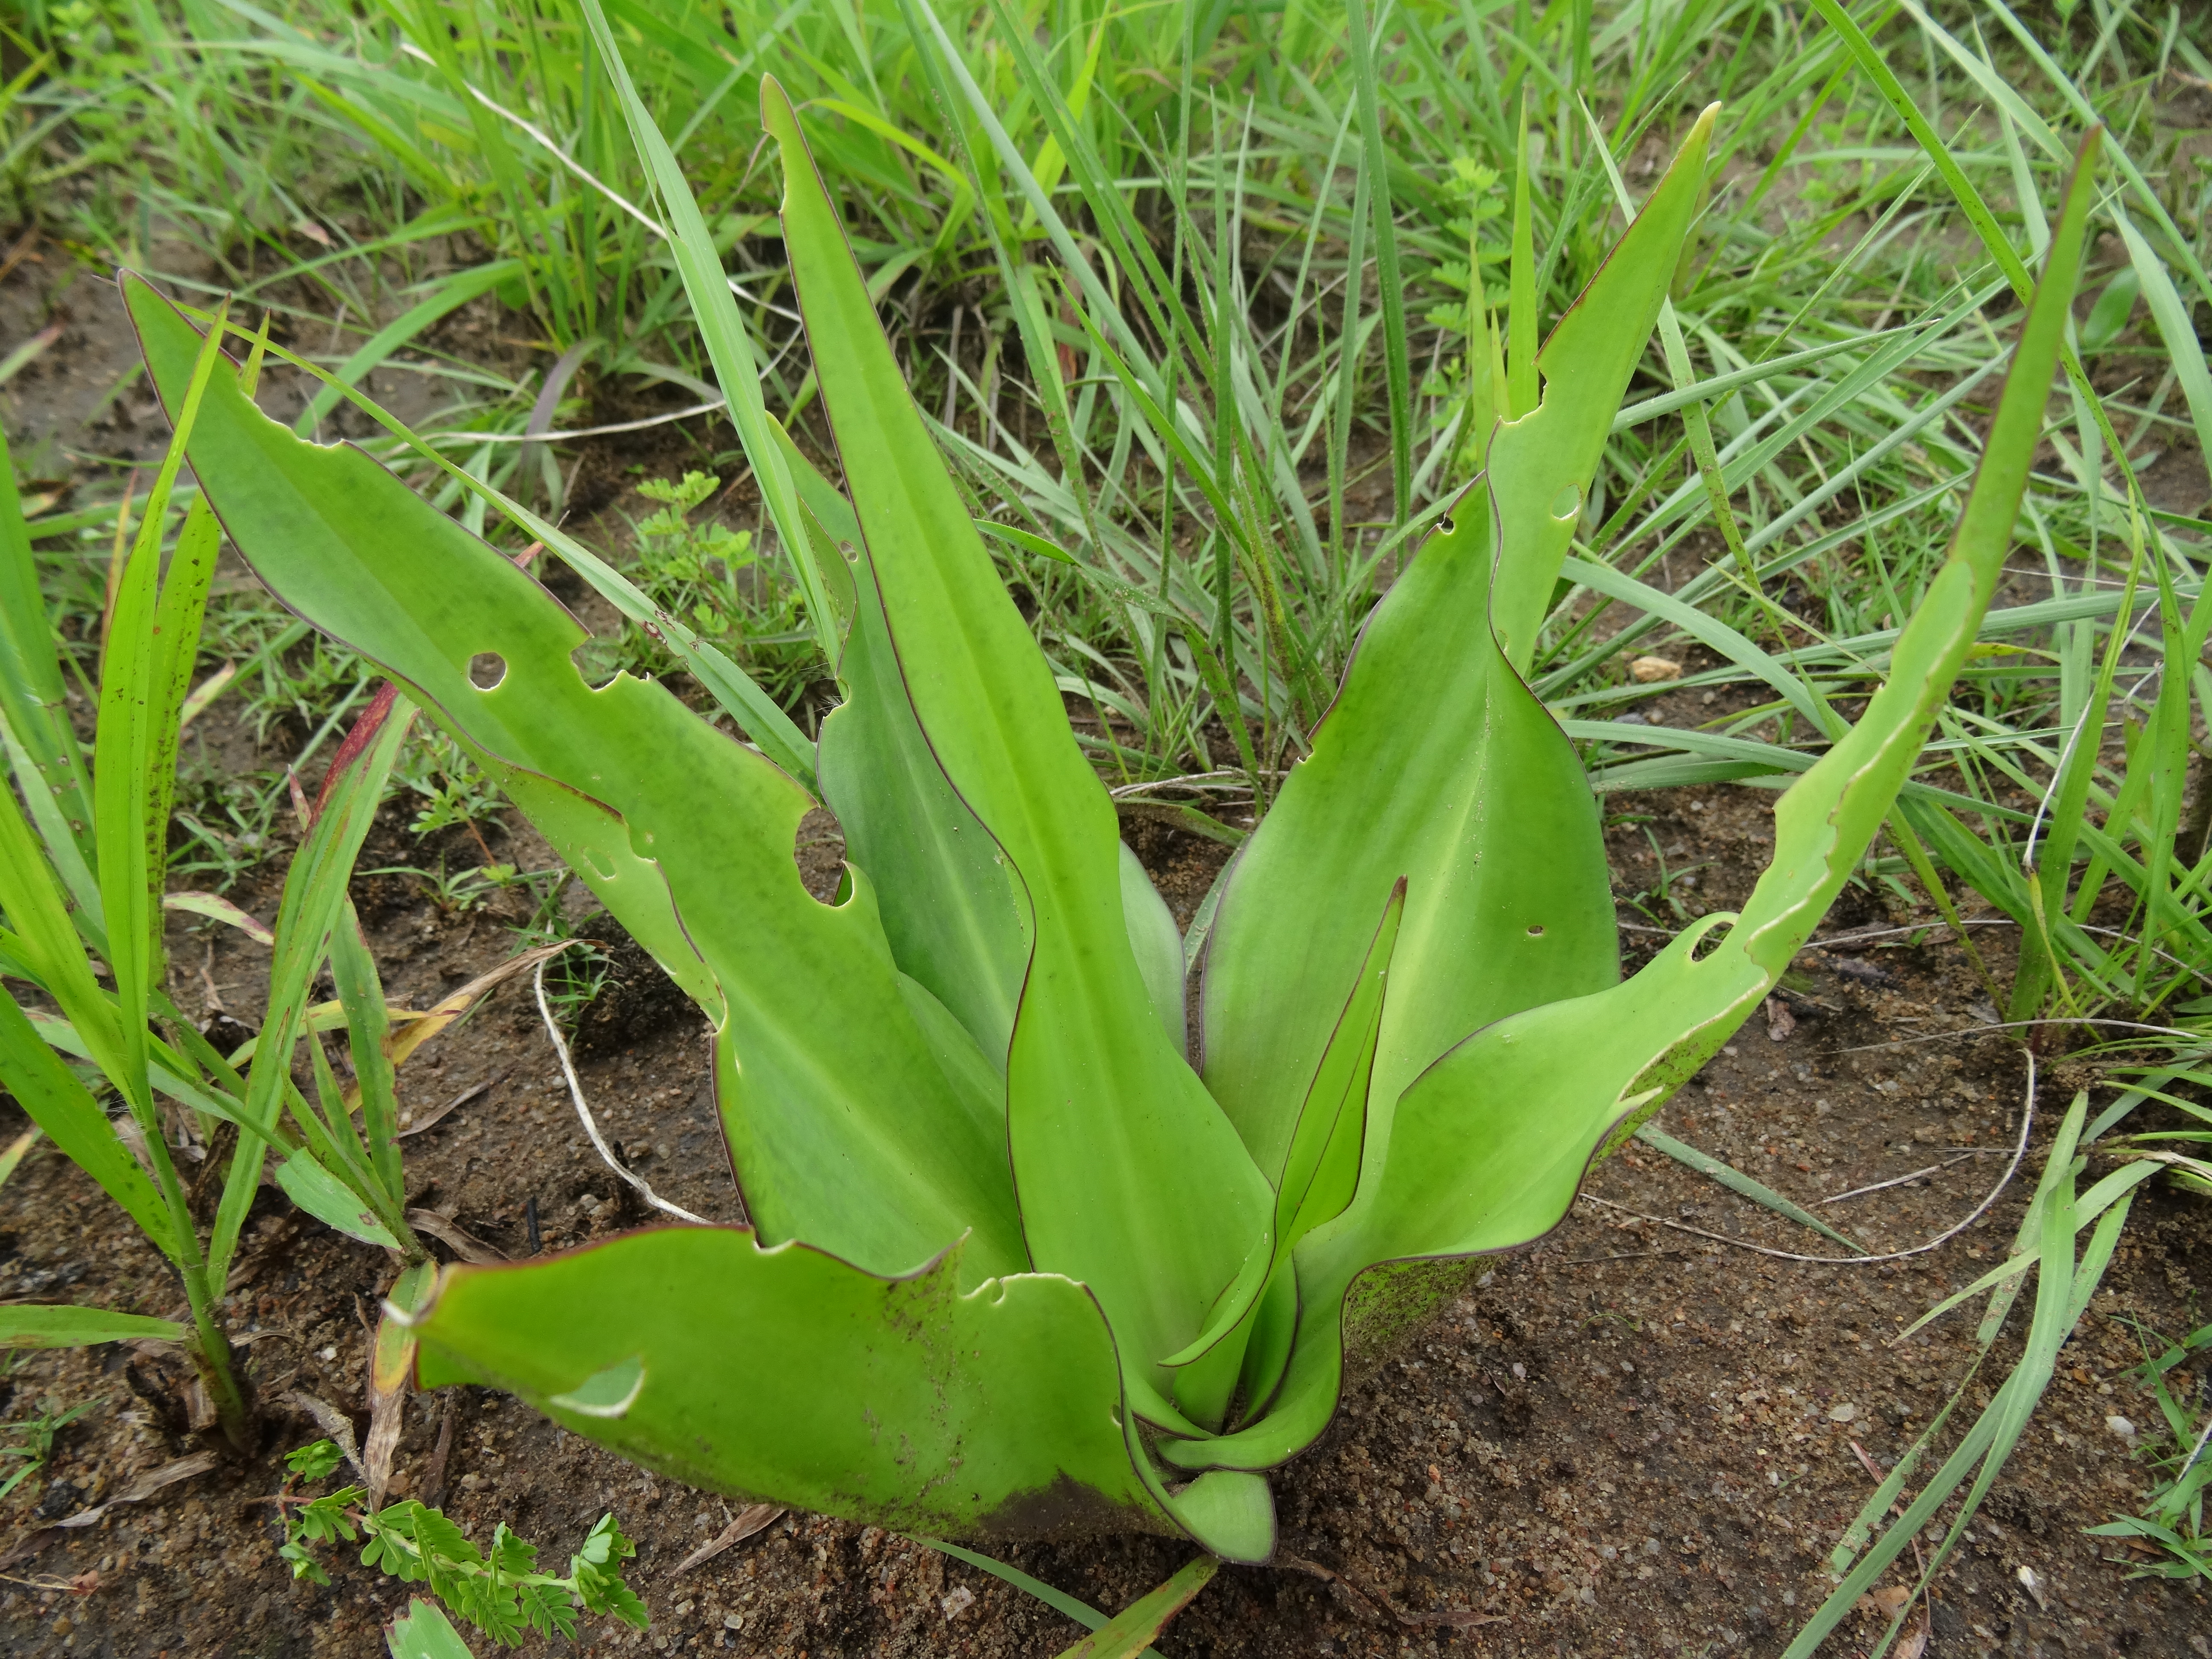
[
  {"left": 0, "top": 981, "right": 171, "bottom": 1246},
  {"left": 0, "top": 1303, "right": 185, "bottom": 1349},
  {"left": 761, "top": 80, "right": 1269, "bottom": 1388},
  {"left": 411, "top": 1228, "right": 1164, "bottom": 1543},
  {"left": 126, "top": 276, "right": 1023, "bottom": 1286}
]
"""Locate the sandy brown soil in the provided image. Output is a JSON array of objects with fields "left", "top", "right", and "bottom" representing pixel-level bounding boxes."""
[
  {"left": 1, "top": 771, "right": 2206, "bottom": 1659},
  {"left": 3, "top": 256, "right": 2207, "bottom": 1659}
]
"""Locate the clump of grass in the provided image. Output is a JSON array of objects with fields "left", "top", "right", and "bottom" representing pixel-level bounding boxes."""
[{"left": 2091, "top": 1318, "right": 2212, "bottom": 1583}]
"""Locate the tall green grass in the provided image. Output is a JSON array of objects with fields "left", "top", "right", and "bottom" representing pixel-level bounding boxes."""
[{"left": 15, "top": 0, "right": 2209, "bottom": 1019}]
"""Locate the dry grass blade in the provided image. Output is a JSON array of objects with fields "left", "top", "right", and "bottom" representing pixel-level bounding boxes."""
[
  {"left": 674, "top": 1504, "right": 785, "bottom": 1575},
  {"left": 0, "top": 1451, "right": 220, "bottom": 1569}
]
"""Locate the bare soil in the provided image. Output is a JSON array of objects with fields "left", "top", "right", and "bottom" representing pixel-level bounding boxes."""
[{"left": 2, "top": 257, "right": 2206, "bottom": 1659}]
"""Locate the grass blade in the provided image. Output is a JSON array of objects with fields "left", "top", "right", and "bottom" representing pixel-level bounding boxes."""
[{"left": 1633, "top": 1125, "right": 1866, "bottom": 1254}]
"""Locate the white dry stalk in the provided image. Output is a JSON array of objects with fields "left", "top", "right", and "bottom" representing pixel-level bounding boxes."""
[{"left": 534, "top": 956, "right": 712, "bottom": 1228}]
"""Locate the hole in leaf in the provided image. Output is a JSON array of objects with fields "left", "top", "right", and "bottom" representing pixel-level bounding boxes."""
[
  {"left": 1527, "top": 923, "right": 1545, "bottom": 936},
  {"left": 570, "top": 641, "right": 619, "bottom": 691},
  {"left": 793, "top": 805, "right": 847, "bottom": 907},
  {"left": 468, "top": 651, "right": 507, "bottom": 691},
  {"left": 1549, "top": 483, "right": 1581, "bottom": 521},
  {"left": 1689, "top": 919, "right": 1733, "bottom": 961},
  {"left": 1438, "top": 514, "right": 1456, "bottom": 536}
]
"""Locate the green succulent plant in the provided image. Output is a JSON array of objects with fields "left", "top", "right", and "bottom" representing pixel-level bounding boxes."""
[{"left": 121, "top": 70, "right": 2095, "bottom": 1565}]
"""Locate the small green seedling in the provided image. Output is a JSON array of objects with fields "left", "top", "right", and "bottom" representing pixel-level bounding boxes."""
[
  {"left": 0, "top": 1392, "right": 102, "bottom": 1502},
  {"left": 581, "top": 469, "right": 823, "bottom": 714},
  {"left": 2088, "top": 1321, "right": 2212, "bottom": 1582},
  {"left": 124, "top": 36, "right": 2101, "bottom": 1588},
  {"left": 0, "top": 318, "right": 513, "bottom": 1447},
  {"left": 276, "top": 1438, "right": 649, "bottom": 1645}
]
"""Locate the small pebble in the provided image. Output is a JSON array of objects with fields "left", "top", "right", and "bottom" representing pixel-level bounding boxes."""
[
  {"left": 2105, "top": 1415, "right": 2136, "bottom": 1441},
  {"left": 1828, "top": 1403, "right": 1857, "bottom": 1423}
]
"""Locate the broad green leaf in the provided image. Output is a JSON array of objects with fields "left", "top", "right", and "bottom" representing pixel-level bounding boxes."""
[
  {"left": 1274, "top": 882, "right": 1403, "bottom": 1257},
  {"left": 1199, "top": 494, "right": 1618, "bottom": 1186},
  {"left": 1488, "top": 106, "right": 1717, "bottom": 671},
  {"left": 0, "top": 1304, "right": 186, "bottom": 1349},
  {"left": 1161, "top": 882, "right": 1403, "bottom": 1412},
  {"left": 126, "top": 276, "right": 1022, "bottom": 1286},
  {"left": 0, "top": 990, "right": 172, "bottom": 1247},
  {"left": 411, "top": 1228, "right": 1165, "bottom": 1543},
  {"left": 1172, "top": 124, "right": 2098, "bottom": 1480},
  {"left": 796, "top": 425, "right": 1030, "bottom": 1064},
  {"left": 762, "top": 80, "right": 1268, "bottom": 1387}
]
